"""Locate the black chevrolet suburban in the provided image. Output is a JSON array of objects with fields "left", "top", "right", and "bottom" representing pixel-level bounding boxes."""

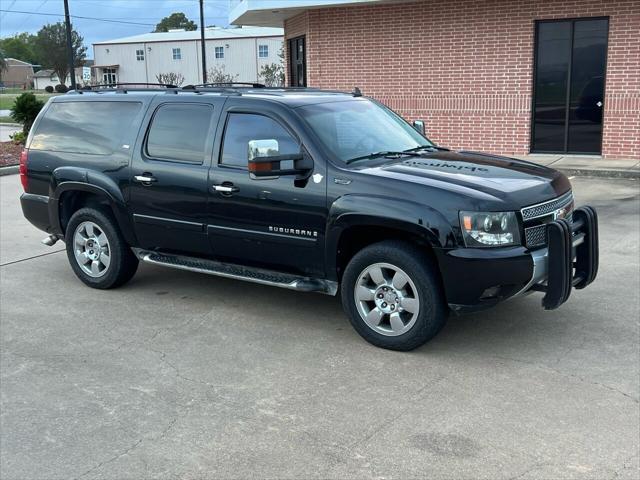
[{"left": 19, "top": 84, "right": 598, "bottom": 350}]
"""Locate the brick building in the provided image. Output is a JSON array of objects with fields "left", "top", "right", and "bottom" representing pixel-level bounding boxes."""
[{"left": 230, "top": 0, "right": 639, "bottom": 160}]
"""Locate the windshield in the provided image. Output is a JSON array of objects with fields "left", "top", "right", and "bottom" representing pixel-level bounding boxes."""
[{"left": 297, "top": 99, "right": 433, "bottom": 163}]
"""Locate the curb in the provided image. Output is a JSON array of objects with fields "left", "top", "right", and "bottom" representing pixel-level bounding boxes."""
[
  {"left": 553, "top": 167, "right": 639, "bottom": 180},
  {"left": 0, "top": 165, "right": 19, "bottom": 176}
]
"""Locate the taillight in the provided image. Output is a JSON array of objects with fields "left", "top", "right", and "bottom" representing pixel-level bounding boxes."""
[{"left": 19, "top": 149, "right": 28, "bottom": 191}]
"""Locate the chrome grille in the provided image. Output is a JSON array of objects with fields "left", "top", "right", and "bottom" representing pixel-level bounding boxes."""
[
  {"left": 521, "top": 191, "right": 574, "bottom": 221},
  {"left": 522, "top": 192, "right": 574, "bottom": 248},
  {"left": 525, "top": 224, "right": 547, "bottom": 248}
]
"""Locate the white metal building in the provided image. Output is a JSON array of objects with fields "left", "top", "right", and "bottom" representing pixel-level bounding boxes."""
[{"left": 92, "top": 26, "right": 284, "bottom": 86}]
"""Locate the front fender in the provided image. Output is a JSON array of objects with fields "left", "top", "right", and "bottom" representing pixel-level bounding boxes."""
[
  {"left": 49, "top": 167, "right": 136, "bottom": 245},
  {"left": 326, "top": 194, "right": 456, "bottom": 278}
]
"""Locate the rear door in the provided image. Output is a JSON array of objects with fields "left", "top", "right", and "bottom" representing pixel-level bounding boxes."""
[
  {"left": 128, "top": 96, "right": 223, "bottom": 256},
  {"left": 206, "top": 99, "right": 327, "bottom": 277}
]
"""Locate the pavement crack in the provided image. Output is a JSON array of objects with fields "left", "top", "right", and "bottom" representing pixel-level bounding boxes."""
[
  {"left": 74, "top": 437, "right": 144, "bottom": 479},
  {"left": 73, "top": 418, "right": 177, "bottom": 479},
  {"left": 493, "top": 355, "right": 639, "bottom": 403},
  {"left": 508, "top": 462, "right": 552, "bottom": 480},
  {"left": 0, "top": 249, "right": 65, "bottom": 267},
  {"left": 348, "top": 374, "right": 447, "bottom": 451}
]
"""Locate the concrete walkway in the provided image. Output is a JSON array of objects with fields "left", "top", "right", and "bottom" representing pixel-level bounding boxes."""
[
  {"left": 0, "top": 123, "right": 21, "bottom": 142},
  {"left": 516, "top": 154, "right": 639, "bottom": 179}
]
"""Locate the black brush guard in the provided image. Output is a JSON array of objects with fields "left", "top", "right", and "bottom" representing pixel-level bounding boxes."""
[{"left": 532, "top": 206, "right": 599, "bottom": 310}]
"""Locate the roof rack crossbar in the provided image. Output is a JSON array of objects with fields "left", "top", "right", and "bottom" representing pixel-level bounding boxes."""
[{"left": 187, "top": 82, "right": 266, "bottom": 88}]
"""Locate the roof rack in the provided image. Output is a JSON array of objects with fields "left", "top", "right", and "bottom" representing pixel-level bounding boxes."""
[
  {"left": 184, "top": 82, "right": 266, "bottom": 89},
  {"left": 77, "top": 83, "right": 178, "bottom": 93}
]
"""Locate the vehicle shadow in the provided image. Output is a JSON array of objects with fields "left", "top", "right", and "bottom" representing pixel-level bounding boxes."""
[{"left": 130, "top": 263, "right": 576, "bottom": 358}]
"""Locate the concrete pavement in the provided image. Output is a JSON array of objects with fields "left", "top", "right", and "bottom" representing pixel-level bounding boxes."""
[
  {"left": 0, "top": 174, "right": 639, "bottom": 479},
  {"left": 516, "top": 154, "right": 639, "bottom": 179}
]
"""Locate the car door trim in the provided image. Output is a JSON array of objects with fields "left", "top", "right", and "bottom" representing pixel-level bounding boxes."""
[
  {"left": 207, "top": 223, "right": 317, "bottom": 244},
  {"left": 133, "top": 213, "right": 204, "bottom": 232}
]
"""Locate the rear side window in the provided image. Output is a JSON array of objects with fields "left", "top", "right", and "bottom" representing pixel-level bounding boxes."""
[
  {"left": 221, "top": 113, "right": 299, "bottom": 168},
  {"left": 30, "top": 101, "right": 142, "bottom": 155},
  {"left": 146, "top": 103, "right": 213, "bottom": 164}
]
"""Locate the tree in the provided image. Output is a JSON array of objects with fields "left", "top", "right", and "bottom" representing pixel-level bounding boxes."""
[
  {"left": 154, "top": 13, "right": 197, "bottom": 32},
  {"left": 207, "top": 65, "right": 238, "bottom": 84},
  {"left": 34, "top": 23, "right": 86, "bottom": 87},
  {"left": 10, "top": 92, "right": 45, "bottom": 135},
  {"left": 0, "top": 33, "right": 38, "bottom": 65},
  {"left": 259, "top": 46, "right": 285, "bottom": 87},
  {"left": 0, "top": 51, "right": 7, "bottom": 81},
  {"left": 155, "top": 72, "right": 185, "bottom": 86}
]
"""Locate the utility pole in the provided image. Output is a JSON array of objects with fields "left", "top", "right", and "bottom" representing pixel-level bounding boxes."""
[
  {"left": 199, "top": 0, "right": 207, "bottom": 83},
  {"left": 63, "top": 0, "right": 77, "bottom": 89}
]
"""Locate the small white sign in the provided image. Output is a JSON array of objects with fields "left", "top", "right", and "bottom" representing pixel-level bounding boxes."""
[{"left": 82, "top": 66, "right": 91, "bottom": 81}]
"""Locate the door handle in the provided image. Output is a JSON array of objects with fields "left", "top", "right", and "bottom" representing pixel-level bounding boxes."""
[
  {"left": 212, "top": 184, "right": 239, "bottom": 194},
  {"left": 134, "top": 174, "right": 157, "bottom": 185}
]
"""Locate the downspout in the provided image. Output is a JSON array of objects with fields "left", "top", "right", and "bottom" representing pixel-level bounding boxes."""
[
  {"left": 255, "top": 38, "right": 259, "bottom": 83},
  {"left": 144, "top": 42, "right": 149, "bottom": 83}
]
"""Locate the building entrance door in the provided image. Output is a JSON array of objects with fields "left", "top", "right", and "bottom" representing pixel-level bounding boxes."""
[
  {"left": 531, "top": 18, "right": 608, "bottom": 154},
  {"left": 289, "top": 36, "right": 306, "bottom": 87}
]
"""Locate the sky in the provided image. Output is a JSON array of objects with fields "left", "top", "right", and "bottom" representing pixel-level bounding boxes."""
[{"left": 0, "top": 0, "right": 232, "bottom": 58}]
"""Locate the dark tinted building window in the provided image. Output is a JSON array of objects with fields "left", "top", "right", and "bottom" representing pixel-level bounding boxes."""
[
  {"left": 30, "top": 101, "right": 142, "bottom": 155},
  {"left": 146, "top": 103, "right": 213, "bottom": 164},
  {"left": 221, "top": 113, "right": 299, "bottom": 167}
]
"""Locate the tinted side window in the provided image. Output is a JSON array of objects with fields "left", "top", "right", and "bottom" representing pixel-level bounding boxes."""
[
  {"left": 221, "top": 113, "right": 299, "bottom": 167},
  {"left": 146, "top": 103, "right": 213, "bottom": 164},
  {"left": 30, "top": 101, "right": 142, "bottom": 155}
]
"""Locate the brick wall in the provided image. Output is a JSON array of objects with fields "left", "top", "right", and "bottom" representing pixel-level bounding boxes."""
[{"left": 284, "top": 0, "right": 639, "bottom": 159}]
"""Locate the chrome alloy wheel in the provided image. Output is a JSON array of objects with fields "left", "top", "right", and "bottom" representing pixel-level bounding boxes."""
[
  {"left": 73, "top": 221, "right": 111, "bottom": 278},
  {"left": 354, "top": 262, "right": 420, "bottom": 336}
]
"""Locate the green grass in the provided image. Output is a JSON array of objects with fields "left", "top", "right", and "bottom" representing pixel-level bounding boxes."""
[
  {"left": 0, "top": 91, "right": 59, "bottom": 110},
  {"left": 0, "top": 116, "right": 16, "bottom": 124}
]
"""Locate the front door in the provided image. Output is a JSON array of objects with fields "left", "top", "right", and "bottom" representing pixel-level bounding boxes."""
[
  {"left": 207, "top": 102, "right": 326, "bottom": 277},
  {"left": 289, "top": 36, "right": 306, "bottom": 87},
  {"left": 128, "top": 98, "right": 221, "bottom": 256},
  {"left": 531, "top": 18, "right": 608, "bottom": 154}
]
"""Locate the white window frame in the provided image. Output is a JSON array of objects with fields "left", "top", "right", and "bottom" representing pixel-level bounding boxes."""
[
  {"left": 135, "top": 49, "right": 144, "bottom": 61},
  {"left": 258, "top": 44, "right": 268, "bottom": 58},
  {"left": 172, "top": 48, "right": 182, "bottom": 60},
  {"left": 214, "top": 46, "right": 224, "bottom": 59},
  {"left": 102, "top": 68, "right": 117, "bottom": 85}
]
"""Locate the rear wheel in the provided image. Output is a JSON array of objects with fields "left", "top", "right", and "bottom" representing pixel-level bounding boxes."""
[
  {"left": 65, "top": 207, "right": 138, "bottom": 289},
  {"left": 341, "top": 240, "right": 447, "bottom": 351}
]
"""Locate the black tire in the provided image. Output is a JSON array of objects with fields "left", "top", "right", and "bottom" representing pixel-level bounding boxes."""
[
  {"left": 65, "top": 207, "right": 138, "bottom": 289},
  {"left": 341, "top": 240, "right": 447, "bottom": 351}
]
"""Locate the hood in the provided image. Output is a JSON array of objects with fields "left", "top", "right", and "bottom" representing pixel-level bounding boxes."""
[{"left": 351, "top": 150, "right": 571, "bottom": 208}]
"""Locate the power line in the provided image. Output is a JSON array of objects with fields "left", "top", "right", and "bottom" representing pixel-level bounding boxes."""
[
  {"left": 16, "top": 0, "right": 49, "bottom": 30},
  {"left": 0, "top": 8, "right": 156, "bottom": 26},
  {"left": 0, "top": 0, "right": 18, "bottom": 21}
]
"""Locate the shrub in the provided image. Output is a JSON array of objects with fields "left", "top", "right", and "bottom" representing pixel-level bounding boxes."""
[
  {"left": 9, "top": 131, "right": 27, "bottom": 145},
  {"left": 54, "top": 84, "right": 68, "bottom": 93},
  {"left": 10, "top": 92, "right": 45, "bottom": 135},
  {"left": 155, "top": 72, "right": 185, "bottom": 87},
  {"left": 207, "top": 65, "right": 238, "bottom": 84},
  {"left": 259, "top": 63, "right": 285, "bottom": 87},
  {"left": 44, "top": 85, "right": 54, "bottom": 93}
]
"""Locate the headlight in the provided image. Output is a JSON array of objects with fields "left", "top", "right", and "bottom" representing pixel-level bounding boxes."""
[{"left": 459, "top": 211, "right": 521, "bottom": 247}]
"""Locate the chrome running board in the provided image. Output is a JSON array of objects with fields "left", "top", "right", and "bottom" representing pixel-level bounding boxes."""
[{"left": 132, "top": 248, "right": 338, "bottom": 296}]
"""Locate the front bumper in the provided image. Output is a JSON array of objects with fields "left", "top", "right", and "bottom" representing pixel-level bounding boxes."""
[
  {"left": 530, "top": 206, "right": 599, "bottom": 310},
  {"left": 437, "top": 206, "right": 599, "bottom": 314}
]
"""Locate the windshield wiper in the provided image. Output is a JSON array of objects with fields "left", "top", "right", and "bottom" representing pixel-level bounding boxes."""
[
  {"left": 345, "top": 150, "right": 421, "bottom": 165},
  {"left": 404, "top": 144, "right": 450, "bottom": 153}
]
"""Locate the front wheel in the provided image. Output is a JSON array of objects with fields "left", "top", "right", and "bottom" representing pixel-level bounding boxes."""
[
  {"left": 341, "top": 240, "right": 447, "bottom": 351},
  {"left": 65, "top": 207, "right": 138, "bottom": 289}
]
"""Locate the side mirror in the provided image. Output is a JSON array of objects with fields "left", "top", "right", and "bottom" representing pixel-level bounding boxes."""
[
  {"left": 247, "top": 139, "right": 311, "bottom": 179},
  {"left": 412, "top": 120, "right": 426, "bottom": 136}
]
